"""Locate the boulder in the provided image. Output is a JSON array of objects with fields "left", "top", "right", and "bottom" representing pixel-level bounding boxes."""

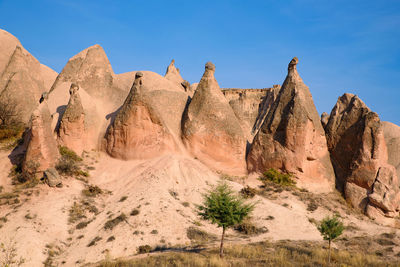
[
  {"left": 23, "top": 94, "right": 60, "bottom": 176},
  {"left": 324, "top": 93, "right": 400, "bottom": 222},
  {"left": 43, "top": 168, "right": 62, "bottom": 188},
  {"left": 182, "top": 62, "right": 247, "bottom": 175},
  {"left": 106, "top": 71, "right": 187, "bottom": 159},
  {"left": 247, "top": 57, "right": 335, "bottom": 192},
  {"left": 321, "top": 112, "right": 329, "bottom": 128}
]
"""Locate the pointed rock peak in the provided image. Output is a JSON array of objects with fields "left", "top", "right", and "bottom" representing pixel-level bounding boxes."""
[
  {"left": 321, "top": 112, "right": 329, "bottom": 128},
  {"left": 288, "top": 57, "right": 298, "bottom": 72},
  {"left": 165, "top": 59, "right": 185, "bottom": 86}
]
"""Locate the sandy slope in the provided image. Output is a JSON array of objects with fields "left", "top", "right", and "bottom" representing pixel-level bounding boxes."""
[{"left": 0, "top": 150, "right": 397, "bottom": 266}]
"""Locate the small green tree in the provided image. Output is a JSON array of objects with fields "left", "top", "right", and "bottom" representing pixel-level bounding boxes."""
[
  {"left": 317, "top": 215, "right": 344, "bottom": 264},
  {"left": 197, "top": 183, "right": 255, "bottom": 258}
]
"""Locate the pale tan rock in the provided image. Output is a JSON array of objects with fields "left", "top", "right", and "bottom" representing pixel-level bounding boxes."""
[
  {"left": 106, "top": 72, "right": 187, "bottom": 159},
  {"left": 23, "top": 96, "right": 60, "bottom": 175},
  {"left": 222, "top": 86, "right": 280, "bottom": 142},
  {"left": 247, "top": 57, "right": 335, "bottom": 192},
  {"left": 0, "top": 29, "right": 57, "bottom": 124},
  {"left": 164, "top": 59, "right": 185, "bottom": 85},
  {"left": 57, "top": 84, "right": 86, "bottom": 155},
  {"left": 325, "top": 93, "right": 400, "bottom": 222},
  {"left": 382, "top": 121, "right": 400, "bottom": 178},
  {"left": 321, "top": 112, "right": 329, "bottom": 128},
  {"left": 344, "top": 182, "right": 368, "bottom": 211},
  {"left": 182, "top": 62, "right": 247, "bottom": 175}
]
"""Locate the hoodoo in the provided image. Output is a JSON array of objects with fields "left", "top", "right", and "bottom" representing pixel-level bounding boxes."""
[
  {"left": 247, "top": 57, "right": 335, "bottom": 192},
  {"left": 182, "top": 62, "right": 247, "bottom": 175}
]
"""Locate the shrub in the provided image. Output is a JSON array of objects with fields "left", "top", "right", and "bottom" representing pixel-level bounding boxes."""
[
  {"left": 259, "top": 168, "right": 296, "bottom": 187},
  {"left": 150, "top": 230, "right": 158, "bottom": 234},
  {"left": 186, "top": 227, "right": 216, "bottom": 243},
  {"left": 234, "top": 219, "right": 268, "bottom": 235},
  {"left": 104, "top": 213, "right": 127, "bottom": 230},
  {"left": 130, "top": 209, "right": 140, "bottom": 216},
  {"left": 59, "top": 146, "right": 82, "bottom": 162},
  {"left": 239, "top": 186, "right": 257, "bottom": 198},
  {"left": 87, "top": 236, "right": 102, "bottom": 247},
  {"left": 137, "top": 245, "right": 152, "bottom": 254},
  {"left": 82, "top": 185, "right": 103, "bottom": 198},
  {"left": 119, "top": 196, "right": 128, "bottom": 202}
]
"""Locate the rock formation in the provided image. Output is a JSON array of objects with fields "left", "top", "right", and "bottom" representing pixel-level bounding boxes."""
[
  {"left": 0, "top": 29, "right": 57, "bottom": 123},
  {"left": 320, "top": 112, "right": 329, "bottom": 128},
  {"left": 382, "top": 121, "right": 400, "bottom": 178},
  {"left": 23, "top": 93, "right": 60, "bottom": 176},
  {"left": 164, "top": 59, "right": 184, "bottom": 85},
  {"left": 324, "top": 93, "right": 400, "bottom": 222},
  {"left": 247, "top": 57, "right": 335, "bottom": 192},
  {"left": 57, "top": 84, "right": 86, "bottom": 155},
  {"left": 182, "top": 62, "right": 247, "bottom": 175},
  {"left": 222, "top": 86, "right": 280, "bottom": 141},
  {"left": 106, "top": 72, "right": 187, "bottom": 159}
]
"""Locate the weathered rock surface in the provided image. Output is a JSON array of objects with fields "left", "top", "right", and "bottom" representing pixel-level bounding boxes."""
[
  {"left": 165, "top": 59, "right": 184, "bottom": 85},
  {"left": 57, "top": 84, "right": 86, "bottom": 155},
  {"left": 382, "top": 121, "right": 400, "bottom": 178},
  {"left": 247, "top": 57, "right": 335, "bottom": 192},
  {"left": 222, "top": 86, "right": 280, "bottom": 141},
  {"left": 43, "top": 168, "right": 62, "bottom": 187},
  {"left": 23, "top": 95, "right": 60, "bottom": 175},
  {"left": 106, "top": 72, "right": 188, "bottom": 159},
  {"left": 0, "top": 29, "right": 57, "bottom": 123},
  {"left": 325, "top": 93, "right": 400, "bottom": 222},
  {"left": 182, "top": 62, "right": 247, "bottom": 175},
  {"left": 321, "top": 112, "right": 329, "bottom": 128}
]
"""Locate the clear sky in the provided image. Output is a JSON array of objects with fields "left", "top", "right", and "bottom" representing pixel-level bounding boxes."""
[{"left": 1, "top": 0, "right": 399, "bottom": 124}]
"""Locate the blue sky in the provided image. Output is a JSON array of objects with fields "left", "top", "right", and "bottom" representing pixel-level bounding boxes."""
[{"left": 1, "top": 0, "right": 399, "bottom": 124}]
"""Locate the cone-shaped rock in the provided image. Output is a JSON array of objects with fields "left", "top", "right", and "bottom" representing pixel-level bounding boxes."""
[
  {"left": 247, "top": 57, "right": 335, "bottom": 192},
  {"left": 164, "top": 59, "right": 184, "bottom": 85},
  {"left": 182, "top": 62, "right": 247, "bottom": 175},
  {"left": 106, "top": 72, "right": 184, "bottom": 159},
  {"left": 325, "top": 93, "right": 400, "bottom": 222},
  {"left": 57, "top": 84, "right": 85, "bottom": 155},
  {"left": 23, "top": 94, "right": 60, "bottom": 176}
]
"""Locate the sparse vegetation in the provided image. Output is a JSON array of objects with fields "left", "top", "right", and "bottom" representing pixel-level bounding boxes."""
[
  {"left": 239, "top": 186, "right": 257, "bottom": 198},
  {"left": 197, "top": 182, "right": 255, "bottom": 257},
  {"left": 181, "top": 201, "right": 190, "bottom": 207},
  {"left": 87, "top": 236, "right": 102, "bottom": 247},
  {"left": 56, "top": 146, "right": 87, "bottom": 177},
  {"left": 259, "top": 168, "right": 296, "bottom": 187},
  {"left": 98, "top": 240, "right": 400, "bottom": 267},
  {"left": 137, "top": 245, "right": 152, "bottom": 254},
  {"left": 317, "top": 215, "right": 344, "bottom": 264},
  {"left": 150, "top": 229, "right": 158, "bottom": 235},
  {"left": 104, "top": 213, "right": 127, "bottom": 230},
  {"left": 119, "top": 196, "right": 128, "bottom": 202},
  {"left": 82, "top": 185, "right": 103, "bottom": 198},
  {"left": 130, "top": 209, "right": 140, "bottom": 216},
  {"left": 186, "top": 227, "right": 216, "bottom": 244},
  {"left": 234, "top": 218, "right": 268, "bottom": 235}
]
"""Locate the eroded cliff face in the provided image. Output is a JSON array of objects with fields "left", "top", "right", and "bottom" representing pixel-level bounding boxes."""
[
  {"left": 247, "top": 57, "right": 335, "bottom": 192},
  {"left": 23, "top": 95, "right": 60, "bottom": 176},
  {"left": 324, "top": 93, "right": 400, "bottom": 223},
  {"left": 222, "top": 86, "right": 280, "bottom": 142},
  {"left": 0, "top": 30, "right": 57, "bottom": 124},
  {"left": 182, "top": 62, "right": 247, "bottom": 175},
  {"left": 106, "top": 72, "right": 187, "bottom": 159},
  {"left": 382, "top": 121, "right": 400, "bottom": 179}
]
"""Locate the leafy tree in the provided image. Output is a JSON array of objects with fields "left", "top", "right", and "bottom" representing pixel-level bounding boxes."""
[
  {"left": 317, "top": 215, "right": 344, "bottom": 264},
  {"left": 197, "top": 182, "right": 255, "bottom": 257}
]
